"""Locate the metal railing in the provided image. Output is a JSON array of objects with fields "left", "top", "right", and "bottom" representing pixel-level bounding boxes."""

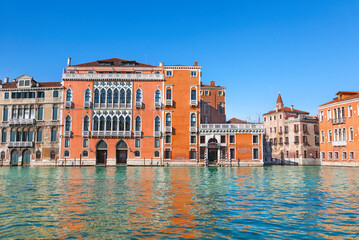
[
  {"left": 154, "top": 131, "right": 161, "bottom": 137},
  {"left": 63, "top": 73, "right": 164, "bottom": 80},
  {"left": 190, "top": 126, "right": 197, "bottom": 133},
  {"left": 332, "top": 140, "right": 347, "bottom": 147},
  {"left": 155, "top": 102, "right": 161, "bottom": 109},
  {"left": 83, "top": 131, "right": 90, "bottom": 137},
  {"left": 9, "top": 118, "right": 36, "bottom": 125},
  {"left": 165, "top": 99, "right": 173, "bottom": 106},
  {"left": 332, "top": 117, "right": 346, "bottom": 125},
  {"left": 64, "top": 131, "right": 72, "bottom": 137},
  {"left": 84, "top": 101, "right": 91, "bottom": 108},
  {"left": 165, "top": 126, "right": 172, "bottom": 133},
  {"left": 190, "top": 100, "right": 198, "bottom": 106},
  {"left": 8, "top": 142, "right": 34, "bottom": 148},
  {"left": 200, "top": 123, "right": 264, "bottom": 130},
  {"left": 65, "top": 101, "right": 72, "bottom": 108},
  {"left": 91, "top": 131, "right": 131, "bottom": 137},
  {"left": 135, "top": 101, "right": 142, "bottom": 108}
]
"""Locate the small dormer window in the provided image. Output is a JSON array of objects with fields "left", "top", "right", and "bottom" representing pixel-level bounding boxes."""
[
  {"left": 19, "top": 80, "right": 24, "bottom": 86},
  {"left": 25, "top": 80, "right": 30, "bottom": 86},
  {"left": 98, "top": 61, "right": 114, "bottom": 66},
  {"left": 135, "top": 71, "right": 142, "bottom": 74},
  {"left": 190, "top": 71, "right": 197, "bottom": 77},
  {"left": 69, "top": 71, "right": 75, "bottom": 74}
]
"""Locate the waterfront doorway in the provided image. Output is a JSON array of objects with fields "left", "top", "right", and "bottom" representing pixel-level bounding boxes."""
[
  {"left": 207, "top": 138, "right": 219, "bottom": 164},
  {"left": 96, "top": 140, "right": 108, "bottom": 165},
  {"left": 22, "top": 149, "right": 31, "bottom": 166},
  {"left": 10, "top": 150, "right": 19, "bottom": 166},
  {"left": 116, "top": 140, "right": 127, "bottom": 165}
]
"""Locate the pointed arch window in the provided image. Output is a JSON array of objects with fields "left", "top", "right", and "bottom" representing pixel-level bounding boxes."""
[
  {"left": 65, "top": 116, "right": 71, "bottom": 131},
  {"left": 114, "top": 89, "right": 119, "bottom": 104},
  {"left": 155, "top": 116, "right": 160, "bottom": 132},
  {"left": 155, "top": 90, "right": 161, "bottom": 103},
  {"left": 93, "top": 116, "right": 99, "bottom": 131},
  {"left": 83, "top": 116, "right": 89, "bottom": 131},
  {"left": 37, "top": 127, "right": 42, "bottom": 142},
  {"left": 100, "top": 116, "right": 105, "bottom": 131},
  {"left": 125, "top": 116, "right": 131, "bottom": 131},
  {"left": 350, "top": 127, "right": 354, "bottom": 141},
  {"left": 66, "top": 89, "right": 72, "bottom": 101},
  {"left": 113, "top": 116, "right": 118, "bottom": 131},
  {"left": 119, "top": 116, "right": 125, "bottom": 131},
  {"left": 106, "top": 116, "right": 112, "bottom": 131},
  {"left": 85, "top": 89, "right": 91, "bottom": 102},
  {"left": 100, "top": 89, "right": 106, "bottom": 104},
  {"left": 120, "top": 89, "right": 125, "bottom": 104},
  {"left": 107, "top": 89, "right": 112, "bottom": 104},
  {"left": 135, "top": 116, "right": 141, "bottom": 132},
  {"left": 328, "top": 130, "right": 332, "bottom": 142},
  {"left": 2, "top": 106, "right": 8, "bottom": 122},
  {"left": 36, "top": 150, "right": 41, "bottom": 160},
  {"left": 94, "top": 89, "right": 99, "bottom": 103},
  {"left": 191, "top": 113, "right": 196, "bottom": 127},
  {"left": 343, "top": 128, "right": 347, "bottom": 141},
  {"left": 136, "top": 89, "right": 142, "bottom": 103},
  {"left": 126, "top": 89, "right": 131, "bottom": 104},
  {"left": 166, "top": 113, "right": 171, "bottom": 126}
]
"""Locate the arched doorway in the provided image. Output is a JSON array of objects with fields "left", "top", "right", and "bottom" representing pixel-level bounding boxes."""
[
  {"left": 207, "top": 138, "right": 219, "bottom": 164},
  {"left": 22, "top": 149, "right": 31, "bottom": 166},
  {"left": 116, "top": 140, "right": 127, "bottom": 165},
  {"left": 10, "top": 150, "right": 19, "bottom": 166},
  {"left": 96, "top": 140, "right": 108, "bottom": 165}
]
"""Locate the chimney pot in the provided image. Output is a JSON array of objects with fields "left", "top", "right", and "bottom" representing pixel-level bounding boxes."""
[
  {"left": 291, "top": 105, "right": 294, "bottom": 111},
  {"left": 67, "top": 57, "right": 72, "bottom": 66},
  {"left": 194, "top": 61, "right": 198, "bottom": 66},
  {"left": 4, "top": 77, "right": 9, "bottom": 84},
  {"left": 210, "top": 81, "right": 215, "bottom": 86},
  {"left": 13, "top": 79, "right": 16, "bottom": 82},
  {"left": 159, "top": 62, "right": 163, "bottom": 67}
]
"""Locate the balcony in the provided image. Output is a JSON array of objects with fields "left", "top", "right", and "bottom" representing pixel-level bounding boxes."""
[
  {"left": 165, "top": 99, "right": 173, "bottom": 107},
  {"left": 83, "top": 131, "right": 90, "bottom": 137},
  {"left": 64, "top": 101, "right": 72, "bottom": 108},
  {"left": 63, "top": 73, "right": 165, "bottom": 81},
  {"left": 190, "top": 126, "right": 197, "bottom": 133},
  {"left": 105, "top": 131, "right": 112, "bottom": 137},
  {"left": 125, "top": 131, "right": 131, "bottom": 137},
  {"left": 134, "top": 131, "right": 142, "bottom": 137},
  {"left": 154, "top": 131, "right": 161, "bottom": 137},
  {"left": 165, "top": 126, "right": 172, "bottom": 133},
  {"left": 8, "top": 142, "right": 34, "bottom": 148},
  {"left": 9, "top": 118, "right": 36, "bottom": 125},
  {"left": 94, "top": 103, "right": 100, "bottom": 108},
  {"left": 278, "top": 131, "right": 283, "bottom": 135},
  {"left": 120, "top": 103, "right": 126, "bottom": 109},
  {"left": 332, "top": 140, "right": 347, "bottom": 147},
  {"left": 190, "top": 100, "right": 198, "bottom": 107},
  {"left": 64, "top": 131, "right": 72, "bottom": 137},
  {"left": 84, "top": 101, "right": 91, "bottom": 108},
  {"left": 332, "top": 118, "right": 346, "bottom": 125},
  {"left": 155, "top": 102, "right": 161, "bottom": 109},
  {"left": 135, "top": 101, "right": 143, "bottom": 109}
]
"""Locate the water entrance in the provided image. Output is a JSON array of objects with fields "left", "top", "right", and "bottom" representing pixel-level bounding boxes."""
[
  {"left": 96, "top": 140, "right": 107, "bottom": 165},
  {"left": 116, "top": 140, "right": 127, "bottom": 165},
  {"left": 10, "top": 150, "right": 19, "bottom": 166},
  {"left": 22, "top": 149, "right": 31, "bottom": 165}
]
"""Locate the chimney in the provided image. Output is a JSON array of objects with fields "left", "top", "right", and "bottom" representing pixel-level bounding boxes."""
[
  {"left": 210, "top": 81, "right": 215, "bottom": 86},
  {"left": 291, "top": 105, "right": 294, "bottom": 111},
  {"left": 67, "top": 57, "right": 71, "bottom": 66},
  {"left": 194, "top": 61, "right": 198, "bottom": 66},
  {"left": 159, "top": 62, "right": 163, "bottom": 67},
  {"left": 4, "top": 77, "right": 9, "bottom": 84},
  {"left": 13, "top": 78, "right": 16, "bottom": 82}
]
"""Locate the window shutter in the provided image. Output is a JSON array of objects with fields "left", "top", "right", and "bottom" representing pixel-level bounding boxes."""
[{"left": 28, "top": 131, "right": 33, "bottom": 141}]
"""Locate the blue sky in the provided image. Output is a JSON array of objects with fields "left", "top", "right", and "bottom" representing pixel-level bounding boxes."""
[{"left": 1, "top": 0, "right": 358, "bottom": 121}]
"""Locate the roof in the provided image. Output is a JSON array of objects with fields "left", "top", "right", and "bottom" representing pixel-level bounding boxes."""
[
  {"left": 1, "top": 81, "right": 62, "bottom": 89},
  {"left": 276, "top": 93, "right": 283, "bottom": 105},
  {"left": 71, "top": 58, "right": 157, "bottom": 68},
  {"left": 263, "top": 107, "right": 309, "bottom": 115},
  {"left": 226, "top": 118, "right": 248, "bottom": 124},
  {"left": 335, "top": 91, "right": 358, "bottom": 95},
  {"left": 319, "top": 92, "right": 359, "bottom": 107},
  {"left": 201, "top": 84, "right": 225, "bottom": 89}
]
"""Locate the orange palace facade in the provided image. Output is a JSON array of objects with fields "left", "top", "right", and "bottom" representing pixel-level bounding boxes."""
[
  {"left": 58, "top": 57, "right": 264, "bottom": 166},
  {"left": 319, "top": 91, "right": 359, "bottom": 166}
]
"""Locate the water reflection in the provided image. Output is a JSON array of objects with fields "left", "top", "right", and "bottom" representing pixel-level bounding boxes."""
[{"left": 0, "top": 166, "right": 359, "bottom": 239}]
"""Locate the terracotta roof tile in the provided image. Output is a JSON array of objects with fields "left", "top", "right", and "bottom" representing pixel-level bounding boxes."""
[
  {"left": 1, "top": 81, "right": 62, "bottom": 89},
  {"left": 226, "top": 118, "right": 248, "bottom": 124},
  {"left": 264, "top": 107, "right": 309, "bottom": 115},
  {"left": 319, "top": 93, "right": 359, "bottom": 107},
  {"left": 71, "top": 58, "right": 157, "bottom": 68}
]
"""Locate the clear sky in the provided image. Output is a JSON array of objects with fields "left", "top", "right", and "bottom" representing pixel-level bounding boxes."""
[{"left": 1, "top": 0, "right": 358, "bottom": 121}]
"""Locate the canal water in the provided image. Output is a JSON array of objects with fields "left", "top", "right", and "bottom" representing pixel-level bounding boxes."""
[{"left": 0, "top": 166, "right": 358, "bottom": 239}]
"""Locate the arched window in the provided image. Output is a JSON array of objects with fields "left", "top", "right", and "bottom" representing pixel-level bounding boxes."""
[
  {"left": 126, "top": 89, "right": 131, "bottom": 104},
  {"left": 328, "top": 130, "right": 332, "bottom": 142},
  {"left": 100, "top": 116, "right": 105, "bottom": 131},
  {"left": 66, "top": 89, "right": 72, "bottom": 101},
  {"left": 338, "top": 129, "right": 342, "bottom": 141},
  {"left": 82, "top": 150, "right": 89, "bottom": 157},
  {"left": 51, "top": 127, "right": 57, "bottom": 142},
  {"left": 125, "top": 116, "right": 131, "bottom": 131},
  {"left": 37, "top": 127, "right": 42, "bottom": 142},
  {"left": 348, "top": 105, "right": 353, "bottom": 117},
  {"left": 30, "top": 106, "right": 35, "bottom": 119},
  {"left": 107, "top": 89, "right": 112, "bottom": 104},
  {"left": 119, "top": 116, "right": 124, "bottom": 131},
  {"left": 350, "top": 127, "right": 354, "bottom": 141},
  {"left": 83, "top": 116, "right": 89, "bottom": 131},
  {"left": 1, "top": 129, "right": 7, "bottom": 143},
  {"left": 106, "top": 116, "right": 112, "bottom": 131},
  {"left": 93, "top": 116, "right": 99, "bottom": 131},
  {"left": 64, "top": 150, "right": 70, "bottom": 158},
  {"left": 94, "top": 89, "right": 99, "bottom": 103},
  {"left": 135, "top": 116, "right": 141, "bottom": 131},
  {"left": 343, "top": 128, "right": 347, "bottom": 141},
  {"left": 166, "top": 88, "right": 172, "bottom": 100},
  {"left": 334, "top": 129, "right": 338, "bottom": 141},
  {"left": 321, "top": 131, "right": 325, "bottom": 143},
  {"left": 134, "top": 150, "right": 140, "bottom": 157},
  {"left": 114, "top": 89, "right": 119, "bottom": 104},
  {"left": 327, "top": 109, "right": 331, "bottom": 120},
  {"left": 65, "top": 116, "right": 71, "bottom": 131},
  {"left": 50, "top": 151, "right": 56, "bottom": 160},
  {"left": 191, "top": 113, "right": 196, "bottom": 127},
  {"left": 100, "top": 89, "right": 106, "bottom": 104},
  {"left": 155, "top": 90, "right": 161, "bottom": 103},
  {"left": 85, "top": 89, "right": 91, "bottom": 102},
  {"left": 342, "top": 107, "right": 345, "bottom": 117},
  {"left": 113, "top": 116, "right": 118, "bottom": 131},
  {"left": 120, "top": 89, "right": 125, "bottom": 104},
  {"left": 191, "top": 88, "right": 196, "bottom": 100},
  {"left": 154, "top": 151, "right": 160, "bottom": 158},
  {"left": 166, "top": 113, "right": 171, "bottom": 126},
  {"left": 136, "top": 89, "right": 142, "bottom": 103},
  {"left": 2, "top": 106, "right": 8, "bottom": 122},
  {"left": 36, "top": 150, "right": 41, "bottom": 160},
  {"left": 154, "top": 116, "right": 160, "bottom": 132}
]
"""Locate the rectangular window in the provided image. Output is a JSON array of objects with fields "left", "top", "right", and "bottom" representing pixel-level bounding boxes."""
[
  {"left": 274, "top": 127, "right": 276, "bottom": 133},
  {"left": 37, "top": 91, "right": 45, "bottom": 98},
  {"left": 2, "top": 131, "right": 6, "bottom": 143},
  {"left": 37, "top": 130, "right": 42, "bottom": 142},
  {"left": 321, "top": 152, "right": 325, "bottom": 161},
  {"left": 19, "top": 81, "right": 24, "bottom": 86},
  {"left": 4, "top": 93, "right": 9, "bottom": 99},
  {"left": 166, "top": 71, "right": 173, "bottom": 77},
  {"left": 37, "top": 107, "right": 43, "bottom": 121},
  {"left": 135, "top": 139, "right": 141, "bottom": 148},
  {"left": 83, "top": 138, "right": 89, "bottom": 148},
  {"left": 25, "top": 80, "right": 30, "bottom": 86},
  {"left": 190, "top": 71, "right": 197, "bottom": 77},
  {"left": 329, "top": 152, "right": 333, "bottom": 160},
  {"left": 229, "top": 135, "right": 235, "bottom": 144},
  {"left": 294, "top": 136, "right": 299, "bottom": 144},
  {"left": 191, "top": 89, "right": 196, "bottom": 101},
  {"left": 334, "top": 152, "right": 339, "bottom": 160},
  {"left": 53, "top": 90, "right": 59, "bottom": 98},
  {"left": 64, "top": 139, "right": 70, "bottom": 148},
  {"left": 221, "top": 135, "right": 226, "bottom": 143},
  {"left": 166, "top": 89, "right": 172, "bottom": 100},
  {"left": 204, "top": 90, "right": 209, "bottom": 96},
  {"left": 154, "top": 138, "right": 160, "bottom": 148},
  {"left": 51, "top": 129, "right": 57, "bottom": 142},
  {"left": 3, "top": 107, "right": 8, "bottom": 122},
  {"left": 200, "top": 136, "right": 205, "bottom": 144},
  {"left": 349, "top": 152, "right": 354, "bottom": 160},
  {"left": 218, "top": 103, "right": 225, "bottom": 115},
  {"left": 252, "top": 135, "right": 259, "bottom": 144},
  {"left": 190, "top": 135, "right": 196, "bottom": 144},
  {"left": 88, "top": 71, "right": 94, "bottom": 74},
  {"left": 165, "top": 149, "right": 171, "bottom": 159},
  {"left": 342, "top": 151, "right": 347, "bottom": 160},
  {"left": 189, "top": 150, "right": 196, "bottom": 159},
  {"left": 230, "top": 148, "right": 235, "bottom": 159},
  {"left": 165, "top": 135, "right": 171, "bottom": 144},
  {"left": 218, "top": 91, "right": 223, "bottom": 96},
  {"left": 253, "top": 148, "right": 259, "bottom": 160},
  {"left": 52, "top": 106, "right": 58, "bottom": 120},
  {"left": 204, "top": 103, "right": 210, "bottom": 115}
]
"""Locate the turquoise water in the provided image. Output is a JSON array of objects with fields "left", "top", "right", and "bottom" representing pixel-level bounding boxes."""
[{"left": 0, "top": 166, "right": 359, "bottom": 239}]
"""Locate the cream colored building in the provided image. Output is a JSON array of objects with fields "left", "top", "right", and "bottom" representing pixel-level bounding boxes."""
[
  {"left": 0, "top": 75, "right": 63, "bottom": 166},
  {"left": 263, "top": 93, "right": 320, "bottom": 165}
]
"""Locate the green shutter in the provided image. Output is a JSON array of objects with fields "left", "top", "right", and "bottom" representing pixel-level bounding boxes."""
[
  {"left": 28, "top": 131, "right": 33, "bottom": 141},
  {"left": 38, "top": 107, "right": 43, "bottom": 121},
  {"left": 2, "top": 131, "right": 6, "bottom": 143},
  {"left": 37, "top": 131, "right": 42, "bottom": 142},
  {"left": 52, "top": 107, "right": 58, "bottom": 120},
  {"left": 3, "top": 108, "right": 8, "bottom": 121}
]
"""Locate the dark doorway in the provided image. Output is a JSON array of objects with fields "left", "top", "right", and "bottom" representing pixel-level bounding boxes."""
[
  {"left": 96, "top": 140, "right": 108, "bottom": 165},
  {"left": 22, "top": 149, "right": 31, "bottom": 165},
  {"left": 116, "top": 140, "right": 127, "bottom": 165},
  {"left": 10, "top": 150, "right": 19, "bottom": 166},
  {"left": 208, "top": 148, "right": 218, "bottom": 163}
]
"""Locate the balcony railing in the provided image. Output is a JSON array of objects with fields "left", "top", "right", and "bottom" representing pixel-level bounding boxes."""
[
  {"left": 91, "top": 131, "right": 131, "bottom": 137},
  {"left": 9, "top": 118, "right": 36, "bottom": 125},
  {"left": 8, "top": 142, "right": 34, "bottom": 148},
  {"left": 165, "top": 99, "right": 173, "bottom": 106},
  {"left": 190, "top": 100, "right": 198, "bottom": 107},
  {"left": 64, "top": 131, "right": 72, "bottom": 137},
  {"left": 165, "top": 126, "right": 172, "bottom": 133},
  {"left": 332, "top": 118, "right": 346, "bottom": 125},
  {"left": 63, "top": 73, "right": 165, "bottom": 80},
  {"left": 83, "top": 131, "right": 90, "bottom": 137},
  {"left": 332, "top": 140, "right": 347, "bottom": 147},
  {"left": 154, "top": 131, "right": 161, "bottom": 137},
  {"left": 155, "top": 102, "right": 161, "bottom": 109},
  {"left": 135, "top": 101, "right": 143, "bottom": 109},
  {"left": 134, "top": 131, "right": 142, "bottom": 137},
  {"left": 84, "top": 101, "right": 91, "bottom": 108},
  {"left": 190, "top": 126, "right": 197, "bottom": 133},
  {"left": 200, "top": 123, "right": 264, "bottom": 131},
  {"left": 65, "top": 101, "right": 72, "bottom": 108}
]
